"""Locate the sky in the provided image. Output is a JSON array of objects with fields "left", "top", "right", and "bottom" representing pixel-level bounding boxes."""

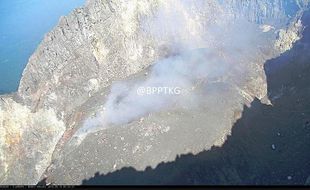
[{"left": 0, "top": 0, "right": 85, "bottom": 94}]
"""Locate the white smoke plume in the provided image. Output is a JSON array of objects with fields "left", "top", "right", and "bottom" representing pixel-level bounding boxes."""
[
  {"left": 74, "top": 0, "right": 278, "bottom": 138},
  {"left": 77, "top": 48, "right": 231, "bottom": 137}
]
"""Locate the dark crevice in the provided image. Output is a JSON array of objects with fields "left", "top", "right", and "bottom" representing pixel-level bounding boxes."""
[{"left": 35, "top": 10, "right": 310, "bottom": 186}]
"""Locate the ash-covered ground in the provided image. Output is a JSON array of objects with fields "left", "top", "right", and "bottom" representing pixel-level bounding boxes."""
[
  {"left": 78, "top": 10, "right": 310, "bottom": 185},
  {"left": 1, "top": 0, "right": 310, "bottom": 186},
  {"left": 38, "top": 9, "right": 310, "bottom": 186}
]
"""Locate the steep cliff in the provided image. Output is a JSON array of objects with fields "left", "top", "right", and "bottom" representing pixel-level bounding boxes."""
[
  {"left": 0, "top": 0, "right": 309, "bottom": 185},
  {"left": 17, "top": 0, "right": 307, "bottom": 121}
]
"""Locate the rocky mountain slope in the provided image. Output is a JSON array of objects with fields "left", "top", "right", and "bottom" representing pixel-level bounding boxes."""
[
  {"left": 81, "top": 10, "right": 310, "bottom": 184},
  {"left": 0, "top": 0, "right": 309, "bottom": 185}
]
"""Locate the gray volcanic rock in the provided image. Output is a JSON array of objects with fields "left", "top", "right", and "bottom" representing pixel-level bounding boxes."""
[
  {"left": 17, "top": 0, "right": 306, "bottom": 120},
  {"left": 0, "top": 97, "right": 65, "bottom": 185},
  {"left": 0, "top": 0, "right": 309, "bottom": 185}
]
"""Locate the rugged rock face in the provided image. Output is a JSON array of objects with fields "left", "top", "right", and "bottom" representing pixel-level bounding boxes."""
[
  {"left": 0, "top": 97, "right": 65, "bottom": 184},
  {"left": 0, "top": 0, "right": 309, "bottom": 185},
  {"left": 275, "top": 18, "right": 304, "bottom": 53},
  {"left": 79, "top": 12, "right": 310, "bottom": 184},
  {"left": 17, "top": 0, "right": 307, "bottom": 120}
]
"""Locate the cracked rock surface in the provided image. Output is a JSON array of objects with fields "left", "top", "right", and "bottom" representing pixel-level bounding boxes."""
[{"left": 0, "top": 0, "right": 309, "bottom": 185}]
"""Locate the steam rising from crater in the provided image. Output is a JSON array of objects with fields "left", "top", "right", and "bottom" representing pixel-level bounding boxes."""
[
  {"left": 75, "top": 0, "right": 285, "bottom": 138},
  {"left": 103, "top": 49, "right": 229, "bottom": 124},
  {"left": 78, "top": 49, "right": 230, "bottom": 136}
]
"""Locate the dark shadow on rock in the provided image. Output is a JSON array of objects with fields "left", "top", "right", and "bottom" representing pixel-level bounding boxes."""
[
  {"left": 36, "top": 177, "right": 47, "bottom": 187},
  {"left": 81, "top": 11, "right": 310, "bottom": 185}
]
